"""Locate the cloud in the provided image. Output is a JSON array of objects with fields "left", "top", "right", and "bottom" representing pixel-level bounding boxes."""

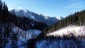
[
  {"left": 64, "top": 2, "right": 84, "bottom": 9},
  {"left": 17, "top": 7, "right": 23, "bottom": 9}
]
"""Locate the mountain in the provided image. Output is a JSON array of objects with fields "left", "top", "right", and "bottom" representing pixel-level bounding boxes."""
[
  {"left": 0, "top": 23, "right": 42, "bottom": 48},
  {"left": 43, "top": 10, "right": 85, "bottom": 34},
  {"left": 10, "top": 9, "right": 63, "bottom": 25},
  {"left": 35, "top": 10, "right": 85, "bottom": 48},
  {"left": 1, "top": 0, "right": 85, "bottom": 48},
  {"left": 57, "top": 16, "right": 64, "bottom": 20},
  {"left": 0, "top": 1, "right": 48, "bottom": 48}
]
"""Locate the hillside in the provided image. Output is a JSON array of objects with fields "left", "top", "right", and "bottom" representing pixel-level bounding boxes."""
[
  {"left": 0, "top": 1, "right": 47, "bottom": 48},
  {"left": 35, "top": 10, "right": 85, "bottom": 48},
  {"left": 47, "top": 25, "right": 85, "bottom": 37},
  {"left": 10, "top": 9, "right": 62, "bottom": 25},
  {"left": 43, "top": 10, "right": 85, "bottom": 34},
  {"left": 0, "top": 0, "right": 85, "bottom": 48},
  {"left": 27, "top": 10, "right": 85, "bottom": 48}
]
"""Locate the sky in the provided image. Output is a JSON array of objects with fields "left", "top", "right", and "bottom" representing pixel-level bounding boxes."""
[{"left": 2, "top": 0, "right": 85, "bottom": 17}]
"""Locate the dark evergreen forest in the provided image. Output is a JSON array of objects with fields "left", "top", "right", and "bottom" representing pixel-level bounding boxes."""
[{"left": 43, "top": 10, "right": 85, "bottom": 34}]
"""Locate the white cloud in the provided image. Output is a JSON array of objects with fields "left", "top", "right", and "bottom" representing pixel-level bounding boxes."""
[
  {"left": 17, "top": 7, "right": 23, "bottom": 9},
  {"left": 64, "top": 2, "right": 84, "bottom": 9}
]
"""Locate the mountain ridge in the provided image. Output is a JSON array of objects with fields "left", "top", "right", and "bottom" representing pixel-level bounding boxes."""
[
  {"left": 1, "top": 1, "right": 85, "bottom": 48},
  {"left": 10, "top": 9, "right": 64, "bottom": 25}
]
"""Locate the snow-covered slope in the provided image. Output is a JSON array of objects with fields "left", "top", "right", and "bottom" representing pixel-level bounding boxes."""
[
  {"left": 10, "top": 9, "right": 63, "bottom": 25},
  {"left": 36, "top": 39, "right": 85, "bottom": 48},
  {"left": 11, "top": 25, "right": 41, "bottom": 42},
  {"left": 47, "top": 25, "right": 85, "bottom": 37},
  {"left": 0, "top": 23, "right": 41, "bottom": 48},
  {"left": 35, "top": 25, "right": 85, "bottom": 48}
]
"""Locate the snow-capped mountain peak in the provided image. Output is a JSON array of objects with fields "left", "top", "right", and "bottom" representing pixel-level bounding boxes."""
[
  {"left": 10, "top": 9, "right": 63, "bottom": 25},
  {"left": 57, "top": 16, "right": 64, "bottom": 20}
]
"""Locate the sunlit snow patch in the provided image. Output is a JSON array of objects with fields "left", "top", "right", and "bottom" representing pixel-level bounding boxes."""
[{"left": 47, "top": 25, "right": 85, "bottom": 37}]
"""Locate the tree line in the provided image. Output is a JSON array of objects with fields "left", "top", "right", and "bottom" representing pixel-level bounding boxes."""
[{"left": 43, "top": 10, "right": 85, "bottom": 34}]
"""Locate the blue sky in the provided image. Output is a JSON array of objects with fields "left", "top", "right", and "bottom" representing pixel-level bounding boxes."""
[{"left": 2, "top": 0, "right": 85, "bottom": 17}]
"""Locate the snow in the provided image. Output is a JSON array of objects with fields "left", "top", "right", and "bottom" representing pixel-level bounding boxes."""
[
  {"left": 26, "top": 13, "right": 35, "bottom": 19},
  {"left": 5, "top": 25, "right": 85, "bottom": 48},
  {"left": 36, "top": 39, "right": 85, "bottom": 48},
  {"left": 4, "top": 24, "right": 41, "bottom": 48},
  {"left": 11, "top": 25, "right": 41, "bottom": 40},
  {"left": 27, "top": 30, "right": 41, "bottom": 36},
  {"left": 5, "top": 38, "right": 12, "bottom": 48},
  {"left": 21, "top": 30, "right": 41, "bottom": 41},
  {"left": 30, "top": 15, "right": 35, "bottom": 19},
  {"left": 10, "top": 9, "right": 60, "bottom": 25},
  {"left": 57, "top": 16, "right": 64, "bottom": 20},
  {"left": 10, "top": 9, "right": 36, "bottom": 19},
  {"left": 47, "top": 25, "right": 85, "bottom": 37},
  {"left": 45, "top": 16, "right": 49, "bottom": 19}
]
